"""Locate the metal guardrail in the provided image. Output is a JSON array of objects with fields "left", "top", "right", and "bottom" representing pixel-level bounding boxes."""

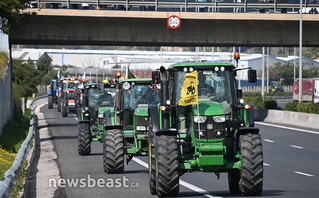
[
  {"left": 30, "top": 0, "right": 319, "bottom": 12},
  {"left": 0, "top": 95, "right": 47, "bottom": 198}
]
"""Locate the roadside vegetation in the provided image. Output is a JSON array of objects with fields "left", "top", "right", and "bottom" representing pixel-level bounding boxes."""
[
  {"left": 0, "top": 109, "right": 31, "bottom": 197},
  {"left": 285, "top": 102, "right": 319, "bottom": 114}
]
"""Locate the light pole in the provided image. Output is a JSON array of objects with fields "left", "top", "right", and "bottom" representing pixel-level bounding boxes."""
[
  {"left": 262, "top": 47, "right": 265, "bottom": 98},
  {"left": 299, "top": 0, "right": 303, "bottom": 102}
]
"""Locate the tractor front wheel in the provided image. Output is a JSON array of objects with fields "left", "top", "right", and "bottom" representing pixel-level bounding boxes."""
[
  {"left": 155, "top": 135, "right": 179, "bottom": 197},
  {"left": 148, "top": 131, "right": 156, "bottom": 195},
  {"left": 78, "top": 122, "right": 91, "bottom": 155},
  {"left": 57, "top": 100, "right": 61, "bottom": 112},
  {"left": 62, "top": 105, "right": 67, "bottom": 117},
  {"left": 48, "top": 96, "right": 53, "bottom": 109},
  {"left": 103, "top": 129, "right": 124, "bottom": 173},
  {"left": 239, "top": 133, "right": 263, "bottom": 196}
]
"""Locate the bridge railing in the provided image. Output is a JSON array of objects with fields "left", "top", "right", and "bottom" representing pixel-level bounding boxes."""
[{"left": 30, "top": 0, "right": 319, "bottom": 13}]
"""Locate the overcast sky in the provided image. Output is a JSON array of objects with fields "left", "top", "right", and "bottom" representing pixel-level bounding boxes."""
[{"left": 0, "top": 31, "right": 9, "bottom": 51}]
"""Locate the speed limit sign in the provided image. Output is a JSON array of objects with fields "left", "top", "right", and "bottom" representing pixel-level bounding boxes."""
[{"left": 167, "top": 15, "right": 181, "bottom": 29}]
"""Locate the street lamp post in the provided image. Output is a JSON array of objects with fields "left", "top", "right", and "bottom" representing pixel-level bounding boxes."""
[{"left": 298, "top": 0, "right": 303, "bottom": 102}]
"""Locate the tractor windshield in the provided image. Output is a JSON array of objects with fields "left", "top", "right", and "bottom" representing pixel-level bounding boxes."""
[
  {"left": 65, "top": 91, "right": 75, "bottom": 99},
  {"left": 123, "top": 85, "right": 160, "bottom": 110},
  {"left": 67, "top": 82, "right": 78, "bottom": 89},
  {"left": 88, "top": 88, "right": 115, "bottom": 107},
  {"left": 175, "top": 70, "right": 233, "bottom": 114},
  {"left": 51, "top": 81, "right": 57, "bottom": 91}
]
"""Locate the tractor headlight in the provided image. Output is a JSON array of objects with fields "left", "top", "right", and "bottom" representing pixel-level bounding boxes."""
[
  {"left": 84, "top": 113, "right": 89, "bottom": 117},
  {"left": 213, "top": 115, "right": 226, "bottom": 123},
  {"left": 84, "top": 107, "right": 89, "bottom": 111},
  {"left": 98, "top": 114, "right": 104, "bottom": 118},
  {"left": 136, "top": 126, "right": 147, "bottom": 131},
  {"left": 194, "top": 116, "right": 207, "bottom": 123}
]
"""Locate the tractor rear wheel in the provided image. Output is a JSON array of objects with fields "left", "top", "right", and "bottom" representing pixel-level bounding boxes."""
[
  {"left": 148, "top": 131, "right": 156, "bottom": 195},
  {"left": 78, "top": 122, "right": 91, "bottom": 155},
  {"left": 239, "top": 133, "right": 263, "bottom": 196},
  {"left": 57, "top": 100, "right": 61, "bottom": 112},
  {"left": 155, "top": 135, "right": 179, "bottom": 197},
  {"left": 62, "top": 105, "right": 67, "bottom": 117},
  {"left": 48, "top": 96, "right": 53, "bottom": 109},
  {"left": 103, "top": 129, "right": 124, "bottom": 173}
]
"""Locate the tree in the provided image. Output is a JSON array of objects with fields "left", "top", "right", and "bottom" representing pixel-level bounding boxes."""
[{"left": 0, "top": 0, "right": 30, "bottom": 34}]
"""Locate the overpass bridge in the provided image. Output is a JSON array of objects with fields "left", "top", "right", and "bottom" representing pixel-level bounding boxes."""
[{"left": 10, "top": 9, "right": 319, "bottom": 47}]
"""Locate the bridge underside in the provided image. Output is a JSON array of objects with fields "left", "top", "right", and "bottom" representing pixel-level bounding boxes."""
[{"left": 10, "top": 10, "right": 319, "bottom": 47}]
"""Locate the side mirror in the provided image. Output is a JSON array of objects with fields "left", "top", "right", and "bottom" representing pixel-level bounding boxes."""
[
  {"left": 237, "top": 89, "right": 242, "bottom": 99},
  {"left": 152, "top": 71, "right": 159, "bottom": 84},
  {"left": 248, "top": 70, "right": 257, "bottom": 83}
]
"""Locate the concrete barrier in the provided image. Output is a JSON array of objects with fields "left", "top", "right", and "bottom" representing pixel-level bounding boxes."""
[{"left": 262, "top": 109, "right": 319, "bottom": 130}]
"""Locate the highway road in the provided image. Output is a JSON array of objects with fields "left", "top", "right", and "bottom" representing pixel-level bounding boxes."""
[{"left": 38, "top": 104, "right": 319, "bottom": 198}]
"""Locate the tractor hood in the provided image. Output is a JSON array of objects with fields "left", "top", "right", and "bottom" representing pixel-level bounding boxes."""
[
  {"left": 194, "top": 101, "right": 225, "bottom": 116},
  {"left": 98, "top": 106, "right": 114, "bottom": 115},
  {"left": 134, "top": 104, "right": 149, "bottom": 117}
]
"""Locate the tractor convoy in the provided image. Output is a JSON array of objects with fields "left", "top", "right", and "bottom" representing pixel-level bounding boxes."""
[{"left": 47, "top": 56, "right": 263, "bottom": 196}]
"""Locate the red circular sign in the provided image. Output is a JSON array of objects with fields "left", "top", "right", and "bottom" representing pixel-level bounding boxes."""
[{"left": 167, "top": 15, "right": 181, "bottom": 29}]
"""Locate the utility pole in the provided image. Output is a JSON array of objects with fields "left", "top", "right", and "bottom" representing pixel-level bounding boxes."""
[
  {"left": 262, "top": 47, "right": 265, "bottom": 98},
  {"left": 266, "top": 47, "right": 269, "bottom": 93},
  {"left": 299, "top": 0, "right": 303, "bottom": 102}
]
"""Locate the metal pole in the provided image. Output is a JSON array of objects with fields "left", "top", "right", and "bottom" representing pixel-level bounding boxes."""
[
  {"left": 238, "top": 47, "right": 241, "bottom": 89},
  {"left": 294, "top": 47, "right": 296, "bottom": 82},
  {"left": 267, "top": 47, "right": 269, "bottom": 93},
  {"left": 299, "top": 0, "right": 303, "bottom": 102},
  {"left": 212, "top": 47, "right": 215, "bottom": 62},
  {"left": 204, "top": 47, "right": 206, "bottom": 61},
  {"left": 262, "top": 47, "right": 265, "bottom": 98}
]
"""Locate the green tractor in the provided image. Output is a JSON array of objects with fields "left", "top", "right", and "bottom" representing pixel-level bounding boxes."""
[
  {"left": 102, "top": 78, "right": 160, "bottom": 173},
  {"left": 148, "top": 61, "right": 263, "bottom": 196},
  {"left": 78, "top": 81, "right": 116, "bottom": 155}
]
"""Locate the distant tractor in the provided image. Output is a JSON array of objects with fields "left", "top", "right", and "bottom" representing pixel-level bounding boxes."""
[
  {"left": 77, "top": 81, "right": 116, "bottom": 155},
  {"left": 48, "top": 79, "right": 58, "bottom": 109},
  {"left": 61, "top": 89, "right": 78, "bottom": 117},
  {"left": 102, "top": 78, "right": 160, "bottom": 173},
  {"left": 271, "top": 81, "right": 282, "bottom": 93},
  {"left": 148, "top": 60, "right": 263, "bottom": 196}
]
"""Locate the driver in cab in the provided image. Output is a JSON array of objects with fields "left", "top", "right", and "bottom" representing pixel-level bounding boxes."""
[{"left": 198, "top": 72, "right": 215, "bottom": 97}]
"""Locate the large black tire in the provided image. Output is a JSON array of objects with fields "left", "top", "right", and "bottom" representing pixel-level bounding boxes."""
[
  {"left": 78, "top": 122, "right": 91, "bottom": 155},
  {"left": 228, "top": 170, "right": 240, "bottom": 194},
  {"left": 239, "top": 133, "right": 263, "bottom": 196},
  {"left": 103, "top": 129, "right": 124, "bottom": 173},
  {"left": 148, "top": 131, "right": 156, "bottom": 195},
  {"left": 155, "top": 135, "right": 179, "bottom": 197},
  {"left": 48, "top": 96, "right": 53, "bottom": 109},
  {"left": 57, "top": 100, "right": 61, "bottom": 112},
  {"left": 62, "top": 105, "right": 67, "bottom": 117}
]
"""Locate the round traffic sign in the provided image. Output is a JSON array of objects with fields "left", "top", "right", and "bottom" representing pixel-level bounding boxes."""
[{"left": 167, "top": 15, "right": 181, "bottom": 29}]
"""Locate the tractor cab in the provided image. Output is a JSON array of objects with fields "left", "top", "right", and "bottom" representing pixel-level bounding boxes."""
[{"left": 61, "top": 89, "right": 77, "bottom": 117}]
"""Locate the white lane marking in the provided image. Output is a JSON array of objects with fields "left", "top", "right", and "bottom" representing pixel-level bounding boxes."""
[
  {"left": 290, "top": 145, "right": 304, "bottom": 149},
  {"left": 263, "top": 163, "right": 270, "bottom": 167},
  {"left": 256, "top": 122, "right": 319, "bottom": 135},
  {"left": 132, "top": 158, "right": 222, "bottom": 198},
  {"left": 294, "top": 171, "right": 314, "bottom": 177},
  {"left": 75, "top": 117, "right": 78, "bottom": 122},
  {"left": 264, "top": 139, "right": 274, "bottom": 143}
]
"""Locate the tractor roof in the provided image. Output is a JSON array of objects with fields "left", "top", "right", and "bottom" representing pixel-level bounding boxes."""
[
  {"left": 65, "top": 89, "right": 75, "bottom": 92},
  {"left": 120, "top": 78, "right": 152, "bottom": 84},
  {"left": 169, "top": 62, "right": 235, "bottom": 70}
]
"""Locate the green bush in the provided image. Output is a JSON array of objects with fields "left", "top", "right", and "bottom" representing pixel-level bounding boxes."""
[
  {"left": 285, "top": 102, "right": 319, "bottom": 114},
  {"left": 243, "top": 96, "right": 277, "bottom": 109}
]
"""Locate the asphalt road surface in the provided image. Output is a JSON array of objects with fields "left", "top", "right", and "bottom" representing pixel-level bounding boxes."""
[{"left": 39, "top": 104, "right": 319, "bottom": 198}]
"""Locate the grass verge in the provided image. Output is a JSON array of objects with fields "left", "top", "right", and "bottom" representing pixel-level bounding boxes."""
[{"left": 0, "top": 108, "right": 32, "bottom": 197}]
